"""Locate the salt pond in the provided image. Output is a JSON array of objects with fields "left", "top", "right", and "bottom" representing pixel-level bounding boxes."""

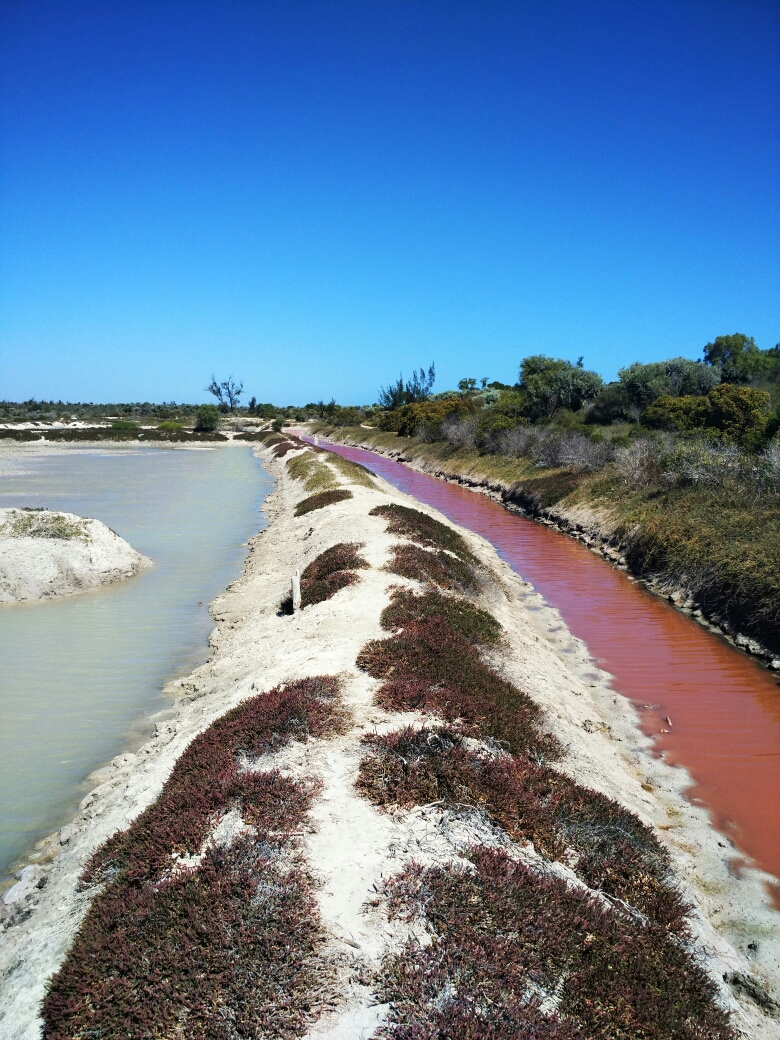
[{"left": 0, "top": 443, "right": 271, "bottom": 878}]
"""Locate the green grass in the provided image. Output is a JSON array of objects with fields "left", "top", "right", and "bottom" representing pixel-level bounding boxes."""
[
  {"left": 286, "top": 451, "right": 339, "bottom": 491},
  {"left": 327, "top": 452, "right": 379, "bottom": 488}
]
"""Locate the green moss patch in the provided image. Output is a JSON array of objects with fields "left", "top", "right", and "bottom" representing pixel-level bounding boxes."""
[
  {"left": 286, "top": 451, "right": 339, "bottom": 491},
  {"left": 327, "top": 452, "right": 378, "bottom": 488}
]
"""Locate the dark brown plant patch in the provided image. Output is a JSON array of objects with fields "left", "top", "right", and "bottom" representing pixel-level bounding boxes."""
[
  {"left": 295, "top": 489, "right": 353, "bottom": 516},
  {"left": 358, "top": 726, "right": 687, "bottom": 927},
  {"left": 386, "top": 543, "right": 479, "bottom": 592},
  {"left": 375, "top": 848, "right": 734, "bottom": 1040},
  {"left": 380, "top": 587, "right": 501, "bottom": 644},
  {"left": 369, "top": 503, "right": 475, "bottom": 562},
  {"left": 357, "top": 614, "right": 558, "bottom": 759},
  {"left": 43, "top": 677, "right": 344, "bottom": 1040},
  {"left": 300, "top": 542, "right": 369, "bottom": 607}
]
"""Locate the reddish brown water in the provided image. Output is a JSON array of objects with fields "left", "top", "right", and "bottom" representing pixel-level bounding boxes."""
[{"left": 319, "top": 439, "right": 780, "bottom": 888}]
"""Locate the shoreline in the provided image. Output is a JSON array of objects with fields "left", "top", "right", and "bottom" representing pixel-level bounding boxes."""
[
  {"left": 315, "top": 427, "right": 780, "bottom": 669},
  {"left": 1, "top": 439, "right": 778, "bottom": 1037}
]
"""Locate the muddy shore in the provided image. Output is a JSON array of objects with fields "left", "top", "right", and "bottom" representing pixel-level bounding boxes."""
[{"left": 1, "top": 440, "right": 779, "bottom": 1038}]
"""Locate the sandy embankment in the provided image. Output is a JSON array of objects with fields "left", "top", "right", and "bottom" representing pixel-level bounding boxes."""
[
  {"left": 0, "top": 508, "right": 151, "bottom": 603},
  {"left": 1, "top": 441, "right": 779, "bottom": 1038}
]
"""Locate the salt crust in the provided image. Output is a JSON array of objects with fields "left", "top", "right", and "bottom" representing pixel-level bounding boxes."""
[{"left": 0, "top": 440, "right": 778, "bottom": 1039}]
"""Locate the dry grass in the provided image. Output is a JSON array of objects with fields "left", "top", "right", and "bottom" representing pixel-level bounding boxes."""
[{"left": 1, "top": 509, "right": 89, "bottom": 541}]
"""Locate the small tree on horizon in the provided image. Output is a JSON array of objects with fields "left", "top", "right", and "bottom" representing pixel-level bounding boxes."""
[
  {"left": 206, "top": 375, "right": 243, "bottom": 412},
  {"left": 379, "top": 363, "right": 435, "bottom": 409}
]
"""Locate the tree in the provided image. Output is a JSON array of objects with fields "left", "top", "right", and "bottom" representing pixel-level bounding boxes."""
[
  {"left": 378, "top": 363, "right": 435, "bottom": 409},
  {"left": 247, "top": 396, "right": 257, "bottom": 414},
  {"left": 703, "top": 333, "right": 780, "bottom": 386},
  {"left": 618, "top": 358, "right": 717, "bottom": 409},
  {"left": 206, "top": 375, "right": 243, "bottom": 412},
  {"left": 518, "top": 356, "right": 602, "bottom": 419},
  {"left": 703, "top": 333, "right": 756, "bottom": 368},
  {"left": 194, "top": 404, "right": 221, "bottom": 431}
]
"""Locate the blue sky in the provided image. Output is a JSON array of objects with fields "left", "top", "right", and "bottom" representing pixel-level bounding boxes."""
[{"left": 1, "top": 0, "right": 778, "bottom": 405}]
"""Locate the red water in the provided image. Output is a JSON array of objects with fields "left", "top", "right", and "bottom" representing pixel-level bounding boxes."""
[{"left": 317, "top": 439, "right": 780, "bottom": 888}]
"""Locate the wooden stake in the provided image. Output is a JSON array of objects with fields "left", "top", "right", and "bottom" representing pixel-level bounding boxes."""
[{"left": 292, "top": 568, "right": 301, "bottom": 611}]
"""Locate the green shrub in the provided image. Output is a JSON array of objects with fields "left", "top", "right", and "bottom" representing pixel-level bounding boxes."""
[
  {"left": 194, "top": 404, "right": 220, "bottom": 431},
  {"left": 643, "top": 384, "right": 770, "bottom": 446},
  {"left": 156, "top": 420, "right": 183, "bottom": 432},
  {"left": 109, "top": 419, "right": 140, "bottom": 431}
]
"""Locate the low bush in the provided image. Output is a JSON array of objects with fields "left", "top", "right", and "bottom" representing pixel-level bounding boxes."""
[
  {"left": 359, "top": 725, "right": 686, "bottom": 926},
  {"left": 385, "top": 543, "right": 480, "bottom": 592},
  {"left": 295, "top": 489, "right": 353, "bottom": 516},
  {"left": 194, "top": 403, "right": 221, "bottom": 431},
  {"left": 643, "top": 384, "right": 771, "bottom": 448},
  {"left": 110, "top": 419, "right": 140, "bottom": 430},
  {"left": 370, "top": 504, "right": 476, "bottom": 562},
  {"left": 357, "top": 613, "right": 558, "bottom": 759},
  {"left": 374, "top": 849, "right": 733, "bottom": 1040},
  {"left": 43, "top": 677, "right": 344, "bottom": 1039},
  {"left": 156, "top": 420, "right": 184, "bottom": 431},
  {"left": 380, "top": 587, "right": 501, "bottom": 644},
  {"left": 300, "top": 542, "right": 369, "bottom": 607}
]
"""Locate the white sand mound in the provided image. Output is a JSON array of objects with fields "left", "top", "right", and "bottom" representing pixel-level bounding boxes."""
[{"left": 0, "top": 508, "right": 151, "bottom": 603}]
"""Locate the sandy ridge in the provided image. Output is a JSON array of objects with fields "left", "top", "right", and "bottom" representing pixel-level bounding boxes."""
[{"left": 0, "top": 443, "right": 778, "bottom": 1038}]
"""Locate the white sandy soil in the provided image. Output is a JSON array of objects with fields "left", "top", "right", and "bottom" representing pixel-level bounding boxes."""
[
  {"left": 0, "top": 442, "right": 778, "bottom": 1038},
  {"left": 0, "top": 508, "right": 151, "bottom": 603}
]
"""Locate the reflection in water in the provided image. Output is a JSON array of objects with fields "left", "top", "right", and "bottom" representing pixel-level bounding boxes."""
[
  {"left": 0, "top": 445, "right": 271, "bottom": 877},
  {"left": 321, "top": 441, "right": 780, "bottom": 885}
]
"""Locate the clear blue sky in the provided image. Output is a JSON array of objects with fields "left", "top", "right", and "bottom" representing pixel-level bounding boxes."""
[{"left": 1, "top": 0, "right": 778, "bottom": 405}]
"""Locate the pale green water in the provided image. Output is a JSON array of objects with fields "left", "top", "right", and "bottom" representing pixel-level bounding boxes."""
[{"left": 0, "top": 444, "right": 272, "bottom": 877}]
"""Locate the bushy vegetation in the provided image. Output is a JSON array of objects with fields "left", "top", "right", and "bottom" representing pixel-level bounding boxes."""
[
  {"left": 294, "top": 489, "right": 353, "bottom": 516},
  {"left": 374, "top": 849, "right": 733, "bottom": 1040},
  {"left": 299, "top": 542, "right": 369, "bottom": 607},
  {"left": 194, "top": 403, "right": 221, "bottom": 431},
  {"left": 43, "top": 677, "right": 345, "bottom": 1039},
  {"left": 371, "top": 504, "right": 482, "bottom": 592},
  {"left": 357, "top": 588, "right": 732, "bottom": 1038}
]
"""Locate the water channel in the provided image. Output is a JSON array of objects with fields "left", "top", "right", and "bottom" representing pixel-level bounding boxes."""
[
  {"left": 0, "top": 443, "right": 271, "bottom": 879},
  {"left": 317, "top": 439, "right": 780, "bottom": 893}
]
